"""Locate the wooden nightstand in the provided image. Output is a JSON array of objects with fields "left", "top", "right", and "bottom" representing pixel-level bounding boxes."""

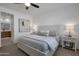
[{"left": 61, "top": 36, "right": 78, "bottom": 52}]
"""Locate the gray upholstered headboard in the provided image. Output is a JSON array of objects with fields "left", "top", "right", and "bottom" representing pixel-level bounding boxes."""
[{"left": 38, "top": 25, "right": 63, "bottom": 34}]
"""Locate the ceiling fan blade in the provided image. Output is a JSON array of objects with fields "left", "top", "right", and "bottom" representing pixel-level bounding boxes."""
[{"left": 31, "top": 3, "right": 39, "bottom": 8}]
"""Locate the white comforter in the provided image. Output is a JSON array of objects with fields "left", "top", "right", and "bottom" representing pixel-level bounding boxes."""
[{"left": 23, "top": 34, "right": 58, "bottom": 51}]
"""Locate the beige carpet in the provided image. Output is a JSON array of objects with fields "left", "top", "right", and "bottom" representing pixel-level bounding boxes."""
[
  {"left": 54, "top": 47, "right": 79, "bottom": 56},
  {"left": 1, "top": 37, "right": 12, "bottom": 47},
  {"left": 0, "top": 44, "right": 27, "bottom": 56},
  {"left": 0, "top": 37, "right": 27, "bottom": 56},
  {"left": 0, "top": 44, "right": 79, "bottom": 56}
]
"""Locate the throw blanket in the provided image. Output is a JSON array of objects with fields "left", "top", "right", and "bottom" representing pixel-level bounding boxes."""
[{"left": 24, "top": 34, "right": 58, "bottom": 51}]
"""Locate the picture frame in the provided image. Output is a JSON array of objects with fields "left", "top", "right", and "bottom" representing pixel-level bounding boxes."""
[{"left": 19, "top": 18, "right": 30, "bottom": 32}]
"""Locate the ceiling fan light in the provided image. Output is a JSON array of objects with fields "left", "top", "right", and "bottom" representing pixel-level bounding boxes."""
[{"left": 25, "top": 3, "right": 30, "bottom": 6}]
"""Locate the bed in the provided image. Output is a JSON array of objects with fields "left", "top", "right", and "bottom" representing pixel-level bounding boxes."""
[{"left": 17, "top": 34, "right": 59, "bottom": 56}]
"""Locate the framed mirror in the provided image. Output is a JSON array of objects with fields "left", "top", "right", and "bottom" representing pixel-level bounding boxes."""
[{"left": 19, "top": 18, "right": 30, "bottom": 32}]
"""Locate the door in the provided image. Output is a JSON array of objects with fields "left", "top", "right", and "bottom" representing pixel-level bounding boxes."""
[{"left": 0, "top": 12, "right": 14, "bottom": 46}]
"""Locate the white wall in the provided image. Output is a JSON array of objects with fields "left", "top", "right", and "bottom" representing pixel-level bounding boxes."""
[
  {"left": 33, "top": 4, "right": 79, "bottom": 25},
  {"left": 0, "top": 6, "right": 32, "bottom": 43}
]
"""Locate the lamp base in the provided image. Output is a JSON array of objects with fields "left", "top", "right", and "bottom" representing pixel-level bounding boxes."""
[{"left": 68, "top": 35, "right": 72, "bottom": 37}]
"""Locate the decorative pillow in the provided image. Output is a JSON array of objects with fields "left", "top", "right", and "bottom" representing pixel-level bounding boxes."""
[
  {"left": 37, "top": 31, "right": 48, "bottom": 36},
  {"left": 32, "top": 31, "right": 37, "bottom": 34},
  {"left": 49, "top": 31, "right": 57, "bottom": 37}
]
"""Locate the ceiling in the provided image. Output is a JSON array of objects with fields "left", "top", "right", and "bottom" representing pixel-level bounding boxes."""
[{"left": 0, "top": 3, "right": 78, "bottom": 16}]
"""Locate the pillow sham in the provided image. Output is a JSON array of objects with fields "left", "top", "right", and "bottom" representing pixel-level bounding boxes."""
[
  {"left": 48, "top": 31, "right": 57, "bottom": 37},
  {"left": 37, "top": 31, "right": 49, "bottom": 36}
]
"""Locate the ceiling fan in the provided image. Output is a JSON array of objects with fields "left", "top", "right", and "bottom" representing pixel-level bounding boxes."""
[{"left": 15, "top": 3, "right": 39, "bottom": 10}]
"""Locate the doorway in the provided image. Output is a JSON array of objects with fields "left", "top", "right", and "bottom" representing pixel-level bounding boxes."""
[{"left": 0, "top": 12, "right": 14, "bottom": 47}]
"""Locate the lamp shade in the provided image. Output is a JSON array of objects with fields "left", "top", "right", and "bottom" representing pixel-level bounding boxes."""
[{"left": 65, "top": 24, "right": 74, "bottom": 33}]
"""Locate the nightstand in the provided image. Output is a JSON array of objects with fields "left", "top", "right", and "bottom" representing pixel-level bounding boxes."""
[{"left": 61, "top": 36, "right": 78, "bottom": 52}]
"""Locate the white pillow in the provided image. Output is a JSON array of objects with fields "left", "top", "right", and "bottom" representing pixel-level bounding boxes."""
[{"left": 37, "top": 30, "right": 49, "bottom": 36}]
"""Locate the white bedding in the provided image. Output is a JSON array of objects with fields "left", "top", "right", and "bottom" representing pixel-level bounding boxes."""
[{"left": 23, "top": 34, "right": 58, "bottom": 51}]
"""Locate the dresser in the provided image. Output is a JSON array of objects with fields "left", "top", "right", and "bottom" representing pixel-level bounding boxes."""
[{"left": 1, "top": 31, "right": 11, "bottom": 38}]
